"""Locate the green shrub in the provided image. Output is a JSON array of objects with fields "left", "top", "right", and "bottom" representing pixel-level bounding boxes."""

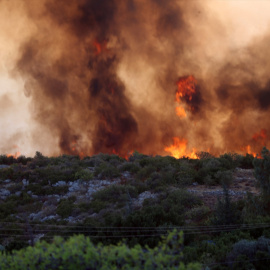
[
  {"left": 125, "top": 189, "right": 202, "bottom": 228},
  {"left": 0, "top": 155, "right": 16, "bottom": 165},
  {"left": 78, "top": 202, "right": 93, "bottom": 212},
  {"left": 165, "top": 189, "right": 202, "bottom": 209},
  {"left": 19, "top": 201, "right": 43, "bottom": 213},
  {"left": 145, "top": 172, "right": 166, "bottom": 190},
  {"left": 253, "top": 147, "right": 270, "bottom": 206},
  {"left": 7, "top": 183, "right": 23, "bottom": 193},
  {"left": 94, "top": 153, "right": 125, "bottom": 163},
  {"left": 125, "top": 204, "right": 169, "bottom": 227},
  {"left": 0, "top": 198, "right": 18, "bottom": 219},
  {"left": 241, "top": 192, "right": 265, "bottom": 222},
  {"left": 204, "top": 174, "right": 216, "bottom": 186},
  {"left": 212, "top": 185, "right": 241, "bottom": 225},
  {"left": 20, "top": 192, "right": 34, "bottom": 204},
  {"left": 218, "top": 153, "right": 239, "bottom": 170},
  {"left": 92, "top": 185, "right": 138, "bottom": 205},
  {"left": 119, "top": 162, "right": 140, "bottom": 174},
  {"left": 128, "top": 179, "right": 148, "bottom": 194},
  {"left": 56, "top": 197, "right": 76, "bottom": 218},
  {"left": 16, "top": 155, "right": 31, "bottom": 165},
  {"left": 196, "top": 152, "right": 214, "bottom": 159},
  {"left": 185, "top": 206, "right": 211, "bottom": 222},
  {"left": 0, "top": 168, "right": 14, "bottom": 180},
  {"left": 89, "top": 200, "right": 108, "bottom": 213},
  {"left": 214, "top": 170, "right": 233, "bottom": 186},
  {"left": 237, "top": 154, "right": 254, "bottom": 169},
  {"left": 94, "top": 163, "right": 120, "bottom": 178},
  {"left": 74, "top": 169, "right": 93, "bottom": 180},
  {"left": 195, "top": 158, "right": 221, "bottom": 184},
  {"left": 136, "top": 165, "right": 157, "bottom": 181},
  {"left": 176, "top": 163, "right": 197, "bottom": 186},
  {"left": 26, "top": 184, "right": 67, "bottom": 196},
  {"left": 227, "top": 237, "right": 270, "bottom": 269},
  {"left": 28, "top": 165, "right": 76, "bottom": 184},
  {"left": 30, "top": 151, "right": 50, "bottom": 168},
  {"left": 128, "top": 151, "right": 148, "bottom": 162},
  {"left": 196, "top": 158, "right": 233, "bottom": 186},
  {"left": 0, "top": 231, "right": 200, "bottom": 270}
]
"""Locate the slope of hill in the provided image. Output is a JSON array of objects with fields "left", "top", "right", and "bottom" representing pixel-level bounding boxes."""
[{"left": 1, "top": 151, "right": 270, "bottom": 269}]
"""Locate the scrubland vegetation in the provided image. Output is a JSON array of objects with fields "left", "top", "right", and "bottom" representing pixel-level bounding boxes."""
[{"left": 0, "top": 149, "right": 270, "bottom": 269}]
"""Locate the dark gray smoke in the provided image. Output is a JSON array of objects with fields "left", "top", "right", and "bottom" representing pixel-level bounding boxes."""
[{"left": 5, "top": 0, "right": 270, "bottom": 157}]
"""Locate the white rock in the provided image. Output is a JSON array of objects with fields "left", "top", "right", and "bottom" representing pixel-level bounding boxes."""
[
  {"left": 41, "top": 215, "right": 58, "bottom": 222},
  {"left": 68, "top": 181, "right": 82, "bottom": 192},
  {"left": 133, "top": 191, "right": 157, "bottom": 207},
  {"left": 29, "top": 211, "right": 43, "bottom": 220},
  {"left": 22, "top": 179, "right": 29, "bottom": 186},
  {"left": 0, "top": 189, "right": 10, "bottom": 197},
  {"left": 52, "top": 181, "right": 66, "bottom": 187},
  {"left": 0, "top": 165, "right": 9, "bottom": 169}
]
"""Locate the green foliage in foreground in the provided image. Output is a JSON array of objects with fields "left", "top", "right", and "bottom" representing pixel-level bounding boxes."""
[{"left": 0, "top": 230, "right": 200, "bottom": 270}]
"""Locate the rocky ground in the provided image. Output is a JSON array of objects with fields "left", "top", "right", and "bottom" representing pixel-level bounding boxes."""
[
  {"left": 187, "top": 168, "right": 258, "bottom": 209},
  {"left": 0, "top": 165, "right": 259, "bottom": 221}
]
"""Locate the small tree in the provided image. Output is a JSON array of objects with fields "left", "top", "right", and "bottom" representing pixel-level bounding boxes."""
[
  {"left": 253, "top": 147, "right": 270, "bottom": 208},
  {"left": 212, "top": 184, "right": 239, "bottom": 225}
]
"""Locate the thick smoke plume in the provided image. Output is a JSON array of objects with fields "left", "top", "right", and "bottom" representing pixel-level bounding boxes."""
[{"left": 1, "top": 0, "right": 270, "bottom": 157}]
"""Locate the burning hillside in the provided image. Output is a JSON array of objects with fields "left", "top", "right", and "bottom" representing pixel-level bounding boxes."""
[{"left": 1, "top": 0, "right": 270, "bottom": 158}]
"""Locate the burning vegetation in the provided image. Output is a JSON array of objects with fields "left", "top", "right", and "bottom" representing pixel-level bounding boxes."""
[{"left": 0, "top": 0, "right": 270, "bottom": 158}]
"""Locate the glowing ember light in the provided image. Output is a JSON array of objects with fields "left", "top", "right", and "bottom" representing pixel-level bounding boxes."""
[
  {"left": 174, "top": 75, "right": 197, "bottom": 119},
  {"left": 7, "top": 151, "right": 21, "bottom": 158},
  {"left": 164, "top": 137, "right": 198, "bottom": 159},
  {"left": 243, "top": 145, "right": 257, "bottom": 157},
  {"left": 176, "top": 75, "right": 197, "bottom": 102},
  {"left": 242, "top": 129, "right": 268, "bottom": 157},
  {"left": 175, "top": 106, "right": 187, "bottom": 118},
  {"left": 246, "top": 145, "right": 256, "bottom": 156},
  {"left": 112, "top": 149, "right": 133, "bottom": 160},
  {"left": 252, "top": 129, "right": 267, "bottom": 143},
  {"left": 93, "top": 39, "right": 107, "bottom": 55}
]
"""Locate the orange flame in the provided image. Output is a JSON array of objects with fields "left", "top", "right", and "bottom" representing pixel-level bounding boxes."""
[
  {"left": 242, "top": 129, "right": 268, "bottom": 157},
  {"left": 245, "top": 145, "right": 257, "bottom": 157},
  {"left": 176, "top": 75, "right": 197, "bottom": 102},
  {"left": 6, "top": 145, "right": 21, "bottom": 158},
  {"left": 175, "top": 106, "right": 187, "bottom": 118},
  {"left": 174, "top": 75, "right": 197, "bottom": 119},
  {"left": 164, "top": 137, "right": 198, "bottom": 159},
  {"left": 7, "top": 151, "right": 21, "bottom": 158}
]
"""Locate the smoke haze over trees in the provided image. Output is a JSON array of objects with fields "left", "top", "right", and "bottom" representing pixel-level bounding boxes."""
[{"left": 1, "top": 0, "right": 270, "bottom": 157}]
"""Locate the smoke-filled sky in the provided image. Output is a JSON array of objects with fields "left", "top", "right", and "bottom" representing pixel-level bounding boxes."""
[{"left": 1, "top": 0, "right": 270, "bottom": 157}]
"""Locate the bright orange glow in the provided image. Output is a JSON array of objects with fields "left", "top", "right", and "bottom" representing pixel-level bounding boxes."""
[
  {"left": 7, "top": 151, "right": 21, "bottom": 158},
  {"left": 175, "top": 106, "right": 187, "bottom": 118},
  {"left": 164, "top": 137, "right": 198, "bottom": 159},
  {"left": 112, "top": 149, "right": 133, "bottom": 160},
  {"left": 174, "top": 75, "right": 197, "bottom": 119},
  {"left": 176, "top": 75, "right": 197, "bottom": 102},
  {"left": 244, "top": 145, "right": 257, "bottom": 157}
]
